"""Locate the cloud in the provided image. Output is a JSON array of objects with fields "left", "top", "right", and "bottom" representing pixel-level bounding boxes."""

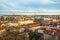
[
  {"left": 2, "top": 0, "right": 58, "bottom": 6},
  {"left": 35, "top": 0, "right": 55, "bottom": 4},
  {"left": 0, "top": 8, "right": 60, "bottom": 15},
  {"left": 0, "top": 3, "right": 9, "bottom": 10},
  {"left": 0, "top": 0, "right": 60, "bottom": 15},
  {"left": 16, "top": 0, "right": 58, "bottom": 5},
  {"left": 0, "top": 0, "right": 60, "bottom": 10},
  {"left": 0, "top": 8, "right": 60, "bottom": 12}
]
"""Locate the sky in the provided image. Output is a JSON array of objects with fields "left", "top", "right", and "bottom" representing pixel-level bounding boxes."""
[{"left": 0, "top": 0, "right": 60, "bottom": 15}]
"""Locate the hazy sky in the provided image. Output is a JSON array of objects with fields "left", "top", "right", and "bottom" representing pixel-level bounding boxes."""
[{"left": 0, "top": 0, "right": 60, "bottom": 15}]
